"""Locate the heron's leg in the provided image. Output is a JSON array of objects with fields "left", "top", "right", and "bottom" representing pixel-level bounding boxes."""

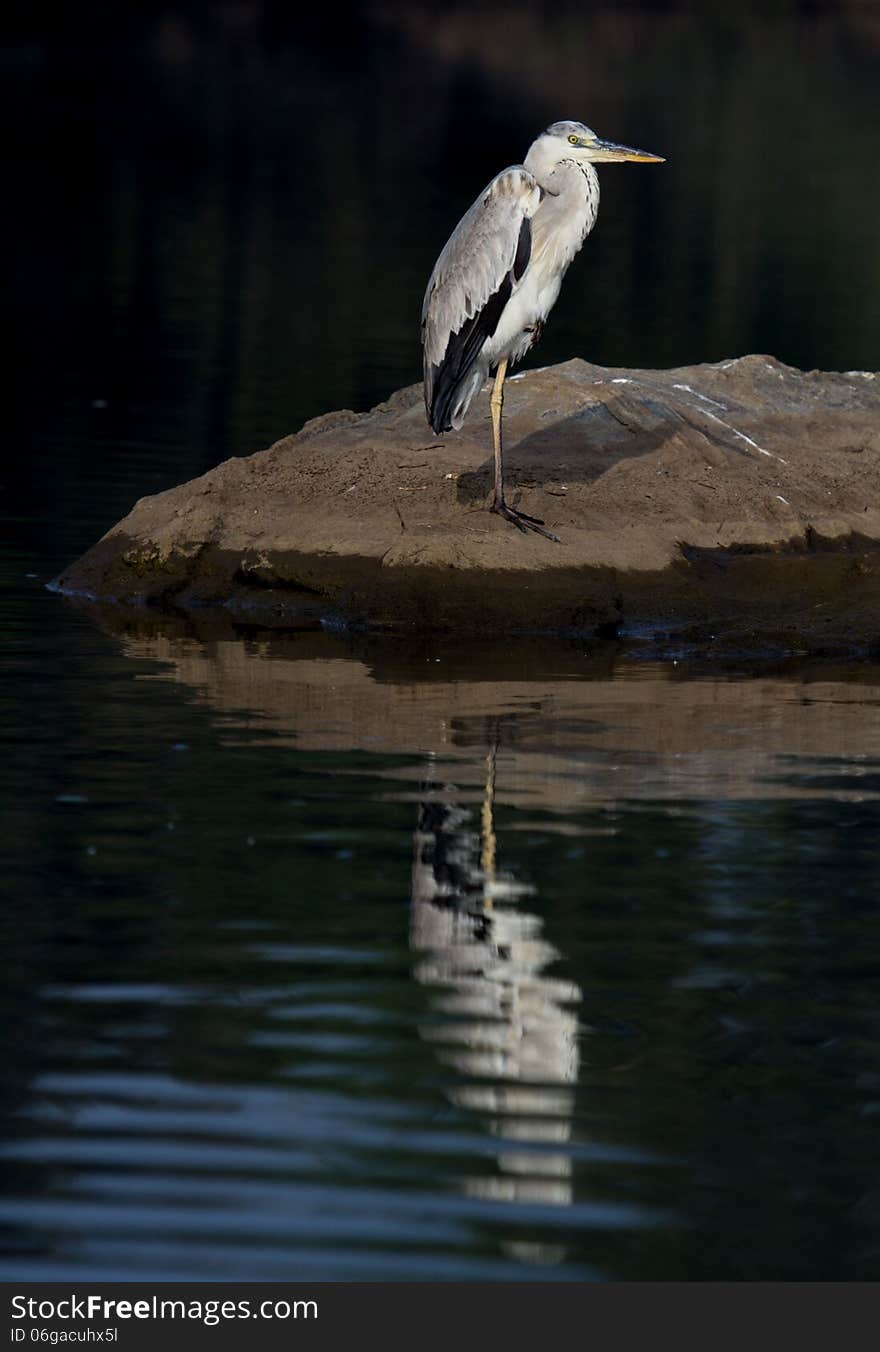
[
  {"left": 489, "top": 359, "right": 560, "bottom": 543},
  {"left": 489, "top": 357, "right": 509, "bottom": 512}
]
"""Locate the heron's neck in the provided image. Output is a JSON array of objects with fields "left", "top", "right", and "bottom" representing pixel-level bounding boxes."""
[
  {"left": 528, "top": 158, "right": 600, "bottom": 239},
  {"left": 526, "top": 150, "right": 598, "bottom": 202}
]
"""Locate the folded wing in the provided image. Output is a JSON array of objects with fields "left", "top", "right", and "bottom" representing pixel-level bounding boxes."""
[{"left": 422, "top": 166, "right": 541, "bottom": 433}]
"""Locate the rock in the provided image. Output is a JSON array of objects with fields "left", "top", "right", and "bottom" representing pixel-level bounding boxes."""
[{"left": 51, "top": 356, "right": 880, "bottom": 649}]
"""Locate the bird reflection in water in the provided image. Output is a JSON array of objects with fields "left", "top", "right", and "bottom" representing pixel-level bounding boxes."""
[{"left": 410, "top": 738, "right": 582, "bottom": 1248}]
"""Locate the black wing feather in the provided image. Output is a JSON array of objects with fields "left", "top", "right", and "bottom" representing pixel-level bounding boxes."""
[{"left": 513, "top": 214, "right": 531, "bottom": 282}]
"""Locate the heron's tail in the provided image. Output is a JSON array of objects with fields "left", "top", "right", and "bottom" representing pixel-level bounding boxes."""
[
  {"left": 424, "top": 274, "right": 513, "bottom": 433},
  {"left": 427, "top": 366, "right": 483, "bottom": 433}
]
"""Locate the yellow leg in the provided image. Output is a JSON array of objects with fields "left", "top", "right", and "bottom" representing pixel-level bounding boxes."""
[
  {"left": 488, "top": 358, "right": 560, "bottom": 542},
  {"left": 489, "top": 357, "right": 509, "bottom": 510}
]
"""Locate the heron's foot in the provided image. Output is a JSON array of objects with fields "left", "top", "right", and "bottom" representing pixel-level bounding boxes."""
[{"left": 491, "top": 497, "right": 560, "bottom": 543}]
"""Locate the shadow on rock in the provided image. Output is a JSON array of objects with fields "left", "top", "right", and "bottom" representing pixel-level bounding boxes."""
[{"left": 456, "top": 393, "right": 677, "bottom": 505}]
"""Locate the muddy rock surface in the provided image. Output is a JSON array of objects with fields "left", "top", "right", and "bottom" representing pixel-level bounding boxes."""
[{"left": 52, "top": 355, "right": 880, "bottom": 649}]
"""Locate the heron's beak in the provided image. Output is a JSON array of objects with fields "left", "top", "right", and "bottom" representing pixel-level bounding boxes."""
[{"left": 588, "top": 138, "right": 665, "bottom": 164}]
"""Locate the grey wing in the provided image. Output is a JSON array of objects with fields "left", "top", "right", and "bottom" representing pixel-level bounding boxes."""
[{"left": 422, "top": 166, "right": 541, "bottom": 432}]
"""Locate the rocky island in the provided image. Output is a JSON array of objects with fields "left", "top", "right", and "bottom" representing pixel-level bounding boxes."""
[{"left": 52, "top": 355, "right": 880, "bottom": 652}]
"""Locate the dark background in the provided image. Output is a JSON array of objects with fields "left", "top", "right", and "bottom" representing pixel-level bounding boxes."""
[{"left": 2, "top": 0, "right": 879, "bottom": 581}]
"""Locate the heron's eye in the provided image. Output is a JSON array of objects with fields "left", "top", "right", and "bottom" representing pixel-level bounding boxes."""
[{"left": 568, "top": 134, "right": 579, "bottom": 145}]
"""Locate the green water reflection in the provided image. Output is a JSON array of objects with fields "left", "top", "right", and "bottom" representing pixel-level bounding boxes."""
[{"left": 3, "top": 598, "right": 880, "bottom": 1278}]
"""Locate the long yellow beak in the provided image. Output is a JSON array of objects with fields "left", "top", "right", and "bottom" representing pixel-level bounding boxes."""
[{"left": 590, "top": 138, "right": 665, "bottom": 164}]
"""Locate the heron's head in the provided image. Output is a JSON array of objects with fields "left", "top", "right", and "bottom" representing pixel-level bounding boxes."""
[{"left": 531, "top": 120, "right": 664, "bottom": 171}]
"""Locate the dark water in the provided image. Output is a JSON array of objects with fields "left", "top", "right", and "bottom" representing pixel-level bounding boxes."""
[
  {"left": 3, "top": 4, "right": 880, "bottom": 1280},
  {"left": 5, "top": 601, "right": 880, "bottom": 1280}
]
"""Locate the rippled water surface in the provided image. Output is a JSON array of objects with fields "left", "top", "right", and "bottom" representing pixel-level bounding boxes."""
[
  {"left": 4, "top": 596, "right": 880, "bottom": 1280},
  {"left": 3, "top": 3, "right": 880, "bottom": 1282}
]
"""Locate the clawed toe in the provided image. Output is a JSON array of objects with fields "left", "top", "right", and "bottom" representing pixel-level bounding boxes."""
[{"left": 491, "top": 499, "right": 560, "bottom": 543}]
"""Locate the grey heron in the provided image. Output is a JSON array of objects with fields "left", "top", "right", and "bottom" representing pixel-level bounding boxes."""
[{"left": 422, "top": 120, "right": 664, "bottom": 541}]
